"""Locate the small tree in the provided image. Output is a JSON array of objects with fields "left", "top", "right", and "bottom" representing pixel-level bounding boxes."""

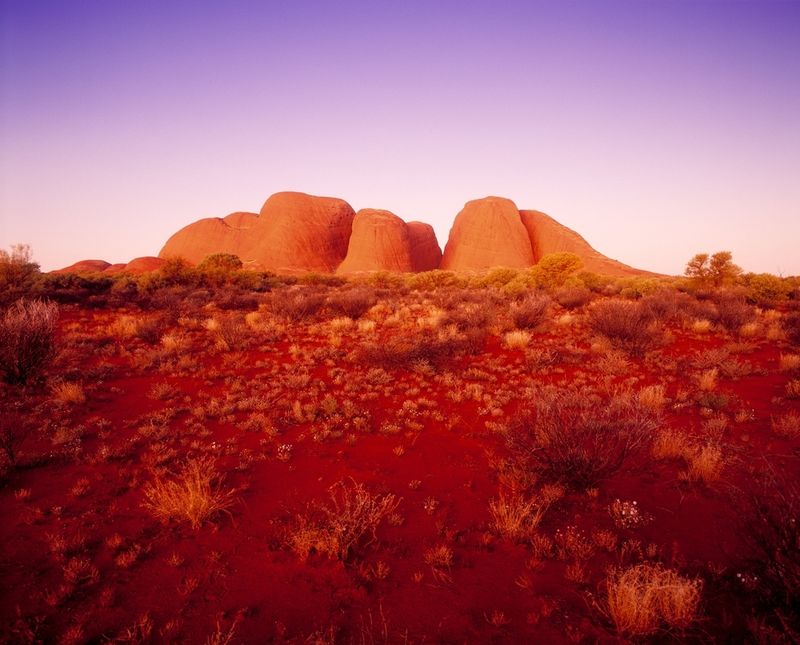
[
  {"left": 0, "top": 244, "right": 40, "bottom": 305},
  {"left": 685, "top": 251, "right": 741, "bottom": 288}
]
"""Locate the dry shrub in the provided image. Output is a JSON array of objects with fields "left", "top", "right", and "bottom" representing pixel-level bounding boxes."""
[
  {"left": 772, "top": 412, "right": 800, "bottom": 438},
  {"left": 489, "top": 485, "right": 563, "bottom": 542},
  {"left": 783, "top": 311, "right": 800, "bottom": 346},
  {"left": 134, "top": 315, "right": 171, "bottom": 344},
  {"left": 288, "top": 479, "right": 399, "bottom": 561},
  {"left": 506, "top": 387, "right": 659, "bottom": 489},
  {"left": 691, "top": 319, "right": 712, "bottom": 334},
  {"left": 588, "top": 299, "right": 660, "bottom": 356},
  {"left": 359, "top": 333, "right": 471, "bottom": 368},
  {"left": 555, "top": 286, "right": 592, "bottom": 310},
  {"left": 641, "top": 289, "right": 689, "bottom": 322},
  {"left": 605, "top": 563, "right": 702, "bottom": 636},
  {"left": 205, "top": 314, "right": 247, "bottom": 351},
  {"left": 0, "top": 405, "right": 31, "bottom": 466},
  {"left": 142, "top": 457, "right": 236, "bottom": 529},
  {"left": 714, "top": 293, "right": 756, "bottom": 332},
  {"left": 738, "top": 470, "right": 800, "bottom": 635},
  {"left": 326, "top": 288, "right": 377, "bottom": 319},
  {"left": 510, "top": 292, "right": 550, "bottom": 329},
  {"left": 0, "top": 299, "right": 59, "bottom": 385},
  {"left": 269, "top": 287, "right": 326, "bottom": 321}
]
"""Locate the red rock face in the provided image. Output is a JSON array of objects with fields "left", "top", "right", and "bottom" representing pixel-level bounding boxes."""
[
  {"left": 154, "top": 191, "right": 655, "bottom": 276},
  {"left": 158, "top": 213, "right": 260, "bottom": 267},
  {"left": 254, "top": 192, "right": 354, "bottom": 273},
  {"left": 123, "top": 257, "right": 166, "bottom": 273},
  {"left": 440, "top": 197, "right": 535, "bottom": 271},
  {"left": 519, "top": 210, "right": 652, "bottom": 277},
  {"left": 337, "top": 209, "right": 413, "bottom": 274},
  {"left": 159, "top": 193, "right": 355, "bottom": 273},
  {"left": 407, "top": 221, "right": 442, "bottom": 272}
]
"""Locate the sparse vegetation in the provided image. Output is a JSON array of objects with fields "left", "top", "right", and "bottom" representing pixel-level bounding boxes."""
[
  {"left": 142, "top": 457, "right": 236, "bottom": 529},
  {"left": 288, "top": 479, "right": 400, "bottom": 561}
]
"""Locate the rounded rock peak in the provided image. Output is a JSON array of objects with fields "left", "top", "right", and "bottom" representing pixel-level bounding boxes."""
[
  {"left": 440, "top": 196, "right": 534, "bottom": 271},
  {"left": 337, "top": 208, "right": 413, "bottom": 274}
]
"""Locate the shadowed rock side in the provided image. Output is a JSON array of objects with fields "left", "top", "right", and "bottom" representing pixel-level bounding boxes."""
[
  {"left": 407, "top": 221, "right": 442, "bottom": 272},
  {"left": 440, "top": 196, "right": 535, "bottom": 271},
  {"left": 337, "top": 210, "right": 413, "bottom": 273},
  {"left": 519, "top": 210, "right": 653, "bottom": 277}
]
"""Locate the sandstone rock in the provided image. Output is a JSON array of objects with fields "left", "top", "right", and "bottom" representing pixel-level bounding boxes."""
[
  {"left": 103, "top": 263, "right": 128, "bottom": 274},
  {"left": 159, "top": 213, "right": 259, "bottom": 267},
  {"left": 159, "top": 193, "right": 355, "bottom": 273},
  {"left": 124, "top": 257, "right": 166, "bottom": 273},
  {"left": 53, "top": 260, "right": 111, "bottom": 274},
  {"left": 254, "top": 192, "right": 355, "bottom": 273},
  {"left": 337, "top": 209, "right": 413, "bottom": 273},
  {"left": 520, "top": 210, "right": 650, "bottom": 277},
  {"left": 407, "top": 221, "right": 442, "bottom": 272},
  {"left": 440, "top": 197, "right": 534, "bottom": 271}
]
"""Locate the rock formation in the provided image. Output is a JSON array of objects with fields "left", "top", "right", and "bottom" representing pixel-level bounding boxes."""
[
  {"left": 51, "top": 191, "right": 654, "bottom": 277},
  {"left": 159, "top": 192, "right": 354, "bottom": 273},
  {"left": 123, "top": 257, "right": 166, "bottom": 273},
  {"left": 407, "top": 222, "right": 442, "bottom": 272},
  {"left": 251, "top": 192, "right": 354, "bottom": 273},
  {"left": 337, "top": 210, "right": 414, "bottom": 273},
  {"left": 157, "top": 212, "right": 260, "bottom": 267},
  {"left": 520, "top": 210, "right": 647, "bottom": 277},
  {"left": 54, "top": 260, "right": 111, "bottom": 274},
  {"left": 440, "top": 197, "right": 534, "bottom": 271}
]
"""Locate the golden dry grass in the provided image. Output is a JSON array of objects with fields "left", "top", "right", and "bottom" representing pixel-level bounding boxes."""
[
  {"left": 503, "top": 330, "right": 531, "bottom": 349},
  {"left": 652, "top": 429, "right": 693, "bottom": 461},
  {"left": 779, "top": 353, "right": 800, "bottom": 373},
  {"left": 488, "top": 485, "right": 563, "bottom": 543},
  {"left": 142, "top": 458, "right": 236, "bottom": 529},
  {"left": 638, "top": 384, "right": 666, "bottom": 413},
  {"left": 685, "top": 444, "right": 724, "bottom": 483},
  {"left": 698, "top": 368, "right": 718, "bottom": 392},
  {"left": 606, "top": 563, "right": 702, "bottom": 636},
  {"left": 52, "top": 381, "right": 86, "bottom": 405}
]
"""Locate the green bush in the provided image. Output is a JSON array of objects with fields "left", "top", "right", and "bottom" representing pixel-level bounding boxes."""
[
  {"left": 0, "top": 244, "right": 40, "bottom": 306},
  {"left": 742, "top": 273, "right": 793, "bottom": 305}
]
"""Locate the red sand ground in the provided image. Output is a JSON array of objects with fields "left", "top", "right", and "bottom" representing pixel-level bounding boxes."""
[{"left": 1, "top": 296, "right": 798, "bottom": 643}]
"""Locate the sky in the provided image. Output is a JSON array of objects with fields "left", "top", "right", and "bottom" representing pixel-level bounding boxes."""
[{"left": 1, "top": 0, "right": 799, "bottom": 275}]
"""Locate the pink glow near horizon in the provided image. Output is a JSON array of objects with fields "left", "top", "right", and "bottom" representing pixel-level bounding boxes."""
[{"left": 1, "top": 1, "right": 798, "bottom": 275}]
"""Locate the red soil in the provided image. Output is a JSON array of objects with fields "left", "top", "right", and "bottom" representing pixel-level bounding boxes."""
[{"left": 1, "top": 298, "right": 798, "bottom": 643}]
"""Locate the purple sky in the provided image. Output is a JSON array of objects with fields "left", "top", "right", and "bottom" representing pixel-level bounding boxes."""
[{"left": 2, "top": 0, "right": 799, "bottom": 274}]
